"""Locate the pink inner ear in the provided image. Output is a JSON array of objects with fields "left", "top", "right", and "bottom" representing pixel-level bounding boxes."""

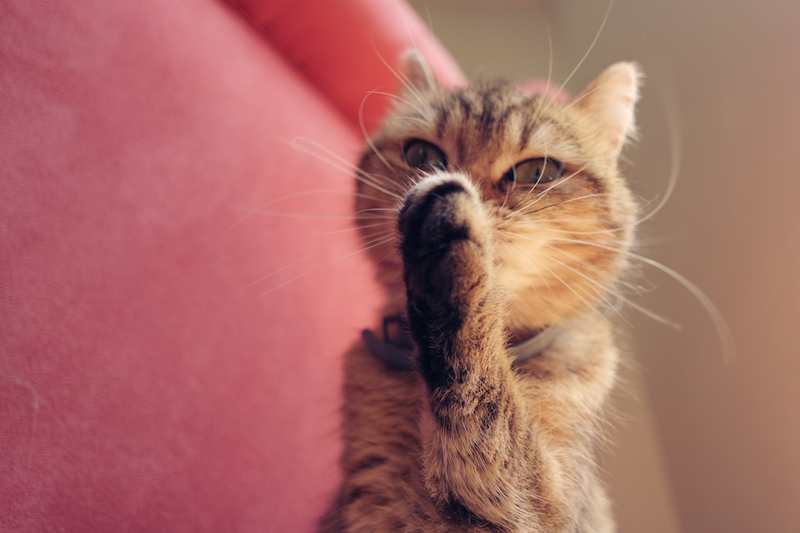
[{"left": 518, "top": 80, "right": 572, "bottom": 105}]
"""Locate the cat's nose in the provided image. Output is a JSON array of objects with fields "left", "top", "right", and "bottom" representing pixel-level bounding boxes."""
[{"left": 400, "top": 172, "right": 476, "bottom": 216}]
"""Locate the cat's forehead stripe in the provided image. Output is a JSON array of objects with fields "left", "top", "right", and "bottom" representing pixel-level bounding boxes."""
[
  {"left": 386, "top": 86, "right": 586, "bottom": 173},
  {"left": 428, "top": 89, "right": 579, "bottom": 168},
  {"left": 435, "top": 102, "right": 449, "bottom": 139},
  {"left": 518, "top": 116, "right": 535, "bottom": 153}
]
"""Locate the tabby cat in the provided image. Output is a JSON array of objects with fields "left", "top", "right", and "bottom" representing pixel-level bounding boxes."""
[{"left": 320, "top": 51, "right": 641, "bottom": 533}]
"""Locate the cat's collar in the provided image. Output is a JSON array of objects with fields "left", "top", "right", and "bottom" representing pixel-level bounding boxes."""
[{"left": 362, "top": 315, "right": 561, "bottom": 371}]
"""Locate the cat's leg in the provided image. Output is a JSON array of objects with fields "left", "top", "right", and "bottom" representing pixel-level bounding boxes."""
[{"left": 398, "top": 173, "right": 562, "bottom": 531}]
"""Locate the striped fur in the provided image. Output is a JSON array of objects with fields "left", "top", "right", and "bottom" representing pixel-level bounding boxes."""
[{"left": 320, "top": 53, "right": 641, "bottom": 533}]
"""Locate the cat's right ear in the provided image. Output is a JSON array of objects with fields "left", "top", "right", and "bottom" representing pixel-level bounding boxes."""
[
  {"left": 574, "top": 62, "right": 642, "bottom": 159},
  {"left": 399, "top": 49, "right": 437, "bottom": 93}
]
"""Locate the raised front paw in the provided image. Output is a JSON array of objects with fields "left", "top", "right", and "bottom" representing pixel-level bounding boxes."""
[{"left": 398, "top": 173, "right": 495, "bottom": 336}]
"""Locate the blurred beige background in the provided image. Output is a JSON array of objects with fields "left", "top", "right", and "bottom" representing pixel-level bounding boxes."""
[{"left": 406, "top": 1, "right": 800, "bottom": 532}]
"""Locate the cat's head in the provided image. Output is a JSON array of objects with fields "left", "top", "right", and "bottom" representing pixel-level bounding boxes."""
[{"left": 356, "top": 51, "right": 641, "bottom": 334}]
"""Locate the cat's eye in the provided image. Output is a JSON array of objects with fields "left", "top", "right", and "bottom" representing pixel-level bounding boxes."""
[
  {"left": 502, "top": 158, "right": 565, "bottom": 186},
  {"left": 402, "top": 139, "right": 448, "bottom": 172}
]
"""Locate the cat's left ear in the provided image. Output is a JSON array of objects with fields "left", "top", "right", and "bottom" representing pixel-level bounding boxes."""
[
  {"left": 574, "top": 62, "right": 642, "bottom": 158},
  {"left": 399, "top": 49, "right": 438, "bottom": 93}
]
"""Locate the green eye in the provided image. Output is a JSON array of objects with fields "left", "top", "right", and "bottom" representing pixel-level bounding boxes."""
[
  {"left": 402, "top": 139, "right": 448, "bottom": 172},
  {"left": 502, "top": 158, "right": 565, "bottom": 186}
]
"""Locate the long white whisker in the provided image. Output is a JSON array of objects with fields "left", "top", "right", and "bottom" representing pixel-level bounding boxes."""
[
  {"left": 231, "top": 206, "right": 352, "bottom": 220},
  {"left": 371, "top": 47, "right": 427, "bottom": 109},
  {"left": 355, "top": 207, "right": 400, "bottom": 216},
  {"left": 499, "top": 164, "right": 518, "bottom": 210},
  {"left": 313, "top": 222, "right": 389, "bottom": 235},
  {"left": 553, "top": 0, "right": 614, "bottom": 102},
  {"left": 518, "top": 162, "right": 595, "bottom": 213},
  {"left": 547, "top": 236, "right": 736, "bottom": 359},
  {"left": 359, "top": 92, "right": 396, "bottom": 173},
  {"left": 514, "top": 148, "right": 553, "bottom": 208},
  {"left": 629, "top": 79, "right": 682, "bottom": 226},
  {"left": 232, "top": 228, "right": 395, "bottom": 293},
  {"left": 506, "top": 245, "right": 550, "bottom": 292},
  {"left": 255, "top": 233, "right": 396, "bottom": 298},
  {"left": 545, "top": 21, "right": 554, "bottom": 98},
  {"left": 538, "top": 240, "right": 636, "bottom": 290},
  {"left": 289, "top": 137, "right": 404, "bottom": 200},
  {"left": 551, "top": 82, "right": 605, "bottom": 122},
  {"left": 533, "top": 254, "right": 603, "bottom": 318},
  {"left": 518, "top": 193, "right": 609, "bottom": 217},
  {"left": 541, "top": 244, "right": 680, "bottom": 328},
  {"left": 368, "top": 90, "right": 430, "bottom": 118},
  {"left": 202, "top": 185, "right": 380, "bottom": 259}
]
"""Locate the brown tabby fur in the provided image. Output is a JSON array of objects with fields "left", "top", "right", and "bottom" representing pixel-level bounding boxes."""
[{"left": 320, "top": 52, "right": 641, "bottom": 533}]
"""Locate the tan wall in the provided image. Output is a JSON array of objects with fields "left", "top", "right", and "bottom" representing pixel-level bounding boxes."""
[{"left": 407, "top": 1, "right": 800, "bottom": 532}]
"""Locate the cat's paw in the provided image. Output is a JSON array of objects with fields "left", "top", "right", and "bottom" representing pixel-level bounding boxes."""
[{"left": 398, "top": 174, "right": 494, "bottom": 327}]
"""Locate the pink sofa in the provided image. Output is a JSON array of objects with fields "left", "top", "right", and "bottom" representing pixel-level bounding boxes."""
[{"left": 0, "top": 0, "right": 463, "bottom": 530}]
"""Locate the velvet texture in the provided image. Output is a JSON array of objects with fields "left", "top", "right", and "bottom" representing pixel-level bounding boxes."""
[{"left": 0, "top": 0, "right": 462, "bottom": 530}]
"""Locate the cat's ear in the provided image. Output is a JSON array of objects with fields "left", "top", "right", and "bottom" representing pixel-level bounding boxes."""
[
  {"left": 574, "top": 62, "right": 642, "bottom": 158},
  {"left": 400, "top": 49, "right": 437, "bottom": 93}
]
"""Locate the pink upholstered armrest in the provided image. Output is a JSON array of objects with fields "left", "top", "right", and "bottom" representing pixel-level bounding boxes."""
[
  {"left": 0, "top": 0, "right": 463, "bottom": 531},
  {"left": 230, "top": 0, "right": 466, "bottom": 131}
]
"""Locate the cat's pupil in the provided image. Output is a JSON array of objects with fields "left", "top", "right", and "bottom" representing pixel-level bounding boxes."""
[{"left": 402, "top": 139, "right": 447, "bottom": 171}]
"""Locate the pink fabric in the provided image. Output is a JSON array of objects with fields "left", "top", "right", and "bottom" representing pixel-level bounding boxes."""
[
  {"left": 0, "top": 0, "right": 461, "bottom": 531},
  {"left": 230, "top": 0, "right": 467, "bottom": 132}
]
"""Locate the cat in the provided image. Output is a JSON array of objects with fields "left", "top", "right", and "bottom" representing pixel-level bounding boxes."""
[{"left": 319, "top": 50, "right": 641, "bottom": 533}]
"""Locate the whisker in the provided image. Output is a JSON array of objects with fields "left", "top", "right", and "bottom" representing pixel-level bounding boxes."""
[
  {"left": 551, "top": 79, "right": 612, "bottom": 123},
  {"left": 231, "top": 205, "right": 353, "bottom": 221},
  {"left": 359, "top": 92, "right": 396, "bottom": 173},
  {"left": 521, "top": 210, "right": 623, "bottom": 232},
  {"left": 355, "top": 207, "right": 400, "bottom": 218},
  {"left": 625, "top": 80, "right": 682, "bottom": 227},
  {"left": 201, "top": 185, "right": 377, "bottom": 259},
  {"left": 368, "top": 90, "right": 430, "bottom": 119},
  {"left": 552, "top": 0, "right": 614, "bottom": 103},
  {"left": 538, "top": 240, "right": 636, "bottom": 289},
  {"left": 513, "top": 161, "right": 595, "bottom": 214},
  {"left": 546, "top": 236, "right": 736, "bottom": 359},
  {"left": 530, "top": 29, "right": 554, "bottom": 128},
  {"left": 499, "top": 164, "right": 518, "bottom": 210},
  {"left": 541, "top": 244, "right": 680, "bottom": 328},
  {"left": 506, "top": 245, "right": 550, "bottom": 293},
  {"left": 531, "top": 252, "right": 604, "bottom": 317},
  {"left": 503, "top": 234, "right": 606, "bottom": 317},
  {"left": 255, "top": 233, "right": 396, "bottom": 298},
  {"left": 514, "top": 148, "right": 554, "bottom": 208},
  {"left": 545, "top": 21, "right": 554, "bottom": 98},
  {"left": 313, "top": 222, "right": 390, "bottom": 235},
  {"left": 288, "top": 137, "right": 404, "bottom": 200},
  {"left": 506, "top": 235, "right": 624, "bottom": 312},
  {"left": 369, "top": 45, "right": 430, "bottom": 115},
  {"left": 394, "top": 0, "right": 421, "bottom": 54},
  {"left": 518, "top": 193, "right": 610, "bottom": 217}
]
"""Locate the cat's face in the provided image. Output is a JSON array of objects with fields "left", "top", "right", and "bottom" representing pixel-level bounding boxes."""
[{"left": 356, "top": 53, "right": 640, "bottom": 333}]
